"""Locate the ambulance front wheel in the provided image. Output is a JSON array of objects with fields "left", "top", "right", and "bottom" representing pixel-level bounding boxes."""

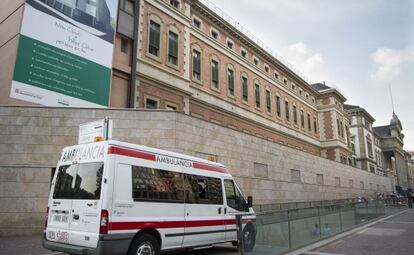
[
  {"left": 129, "top": 233, "right": 160, "bottom": 255},
  {"left": 243, "top": 224, "right": 256, "bottom": 252}
]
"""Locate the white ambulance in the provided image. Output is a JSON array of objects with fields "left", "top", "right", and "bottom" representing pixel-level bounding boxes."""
[{"left": 42, "top": 140, "right": 256, "bottom": 255}]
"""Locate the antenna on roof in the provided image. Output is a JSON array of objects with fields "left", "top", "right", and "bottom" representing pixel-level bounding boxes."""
[{"left": 389, "top": 84, "right": 395, "bottom": 115}]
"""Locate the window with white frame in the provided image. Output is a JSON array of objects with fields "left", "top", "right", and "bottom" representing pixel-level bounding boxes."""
[
  {"left": 149, "top": 20, "right": 161, "bottom": 56},
  {"left": 276, "top": 94, "right": 281, "bottom": 117},
  {"left": 145, "top": 96, "right": 159, "bottom": 109},
  {"left": 293, "top": 104, "right": 298, "bottom": 125},
  {"left": 170, "top": 0, "right": 179, "bottom": 8},
  {"left": 285, "top": 100, "right": 290, "bottom": 122},
  {"left": 211, "top": 29, "right": 219, "bottom": 40},
  {"left": 227, "top": 67, "right": 234, "bottom": 96},
  {"left": 242, "top": 76, "right": 248, "bottom": 102},
  {"left": 255, "top": 84, "right": 261, "bottom": 108},
  {"left": 300, "top": 109, "right": 304, "bottom": 128},
  {"left": 227, "top": 39, "right": 234, "bottom": 50},
  {"left": 266, "top": 90, "right": 271, "bottom": 113},
  {"left": 192, "top": 48, "right": 201, "bottom": 81},
  {"left": 241, "top": 49, "right": 247, "bottom": 58},
  {"left": 193, "top": 18, "right": 201, "bottom": 29},
  {"left": 211, "top": 59, "right": 219, "bottom": 89},
  {"left": 168, "top": 31, "right": 178, "bottom": 65}
]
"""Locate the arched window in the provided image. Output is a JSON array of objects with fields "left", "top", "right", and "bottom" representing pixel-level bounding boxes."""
[
  {"left": 285, "top": 98, "right": 290, "bottom": 122},
  {"left": 147, "top": 14, "right": 164, "bottom": 60},
  {"left": 227, "top": 64, "right": 235, "bottom": 96},
  {"left": 167, "top": 24, "right": 181, "bottom": 67},
  {"left": 210, "top": 54, "right": 220, "bottom": 90},
  {"left": 191, "top": 43, "right": 203, "bottom": 83},
  {"left": 254, "top": 80, "right": 261, "bottom": 108},
  {"left": 241, "top": 72, "right": 249, "bottom": 102}
]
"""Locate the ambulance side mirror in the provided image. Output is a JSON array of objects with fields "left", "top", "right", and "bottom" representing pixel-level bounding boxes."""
[{"left": 247, "top": 196, "right": 253, "bottom": 208}]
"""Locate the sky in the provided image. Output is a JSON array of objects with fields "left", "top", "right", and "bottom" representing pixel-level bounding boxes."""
[{"left": 208, "top": 0, "right": 414, "bottom": 151}]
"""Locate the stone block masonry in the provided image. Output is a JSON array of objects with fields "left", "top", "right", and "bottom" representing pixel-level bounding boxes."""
[{"left": 0, "top": 106, "right": 392, "bottom": 236}]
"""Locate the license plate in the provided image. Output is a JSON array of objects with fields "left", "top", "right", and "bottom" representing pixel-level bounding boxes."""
[
  {"left": 56, "top": 230, "right": 69, "bottom": 243},
  {"left": 48, "top": 230, "right": 69, "bottom": 243}
]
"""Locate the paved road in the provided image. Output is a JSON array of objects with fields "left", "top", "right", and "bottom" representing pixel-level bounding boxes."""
[
  {"left": 292, "top": 209, "right": 414, "bottom": 255},
  {"left": 0, "top": 235, "right": 240, "bottom": 255},
  {"left": 0, "top": 235, "right": 277, "bottom": 255},
  {"left": 3, "top": 210, "right": 413, "bottom": 255}
]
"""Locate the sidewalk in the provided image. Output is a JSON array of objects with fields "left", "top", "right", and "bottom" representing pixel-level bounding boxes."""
[{"left": 288, "top": 209, "right": 414, "bottom": 255}]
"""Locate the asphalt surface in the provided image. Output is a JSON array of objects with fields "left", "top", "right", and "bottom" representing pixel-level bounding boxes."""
[
  {"left": 2, "top": 209, "right": 413, "bottom": 255},
  {"left": 0, "top": 235, "right": 277, "bottom": 255},
  {"left": 295, "top": 209, "right": 414, "bottom": 255},
  {"left": 0, "top": 235, "right": 241, "bottom": 255}
]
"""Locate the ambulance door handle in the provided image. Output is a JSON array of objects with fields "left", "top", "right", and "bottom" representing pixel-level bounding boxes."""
[
  {"left": 224, "top": 208, "right": 227, "bottom": 214},
  {"left": 218, "top": 207, "right": 222, "bottom": 214}
]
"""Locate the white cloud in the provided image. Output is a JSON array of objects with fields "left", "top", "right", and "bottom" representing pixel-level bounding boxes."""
[
  {"left": 370, "top": 45, "right": 414, "bottom": 82},
  {"left": 280, "top": 42, "right": 330, "bottom": 83}
]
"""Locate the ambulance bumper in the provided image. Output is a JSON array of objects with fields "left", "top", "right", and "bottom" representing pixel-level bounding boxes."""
[{"left": 42, "top": 232, "right": 132, "bottom": 255}]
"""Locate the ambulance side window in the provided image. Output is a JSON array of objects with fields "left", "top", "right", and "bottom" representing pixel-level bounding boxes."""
[
  {"left": 185, "top": 175, "right": 223, "bottom": 204},
  {"left": 131, "top": 166, "right": 185, "bottom": 203},
  {"left": 224, "top": 179, "right": 248, "bottom": 211}
]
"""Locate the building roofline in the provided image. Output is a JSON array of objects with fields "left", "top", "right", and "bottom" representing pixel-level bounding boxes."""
[
  {"left": 191, "top": 0, "right": 321, "bottom": 96},
  {"left": 318, "top": 88, "right": 347, "bottom": 102},
  {"left": 344, "top": 104, "right": 375, "bottom": 122}
]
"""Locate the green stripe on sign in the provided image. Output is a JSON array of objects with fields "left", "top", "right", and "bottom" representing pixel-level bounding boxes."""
[{"left": 13, "top": 35, "right": 111, "bottom": 106}]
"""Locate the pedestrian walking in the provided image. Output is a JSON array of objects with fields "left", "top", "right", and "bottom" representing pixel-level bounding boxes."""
[
  {"left": 408, "top": 191, "right": 413, "bottom": 209},
  {"left": 311, "top": 224, "right": 320, "bottom": 237},
  {"left": 322, "top": 223, "right": 331, "bottom": 236}
]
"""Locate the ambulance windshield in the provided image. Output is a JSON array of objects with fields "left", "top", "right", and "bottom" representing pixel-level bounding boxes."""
[{"left": 53, "top": 162, "right": 104, "bottom": 200}]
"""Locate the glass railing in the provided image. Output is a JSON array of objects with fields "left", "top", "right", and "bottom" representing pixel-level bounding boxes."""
[{"left": 246, "top": 198, "right": 407, "bottom": 255}]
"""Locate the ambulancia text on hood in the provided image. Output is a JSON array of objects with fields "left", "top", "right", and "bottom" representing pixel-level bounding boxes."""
[{"left": 60, "top": 143, "right": 105, "bottom": 164}]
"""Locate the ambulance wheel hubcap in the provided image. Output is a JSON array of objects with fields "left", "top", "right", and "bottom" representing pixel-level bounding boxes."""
[
  {"left": 244, "top": 230, "right": 253, "bottom": 245},
  {"left": 137, "top": 242, "right": 154, "bottom": 255}
]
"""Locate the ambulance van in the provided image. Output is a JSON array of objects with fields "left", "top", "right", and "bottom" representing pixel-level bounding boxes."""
[{"left": 42, "top": 140, "right": 256, "bottom": 255}]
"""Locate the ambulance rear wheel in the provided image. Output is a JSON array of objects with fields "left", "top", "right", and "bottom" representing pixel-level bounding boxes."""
[{"left": 129, "top": 233, "right": 160, "bottom": 255}]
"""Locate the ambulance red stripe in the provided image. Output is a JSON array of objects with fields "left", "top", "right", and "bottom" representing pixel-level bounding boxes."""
[
  {"left": 108, "top": 147, "right": 156, "bottom": 161},
  {"left": 192, "top": 162, "right": 228, "bottom": 173},
  {"left": 108, "top": 146, "right": 228, "bottom": 174},
  {"left": 109, "top": 219, "right": 237, "bottom": 231}
]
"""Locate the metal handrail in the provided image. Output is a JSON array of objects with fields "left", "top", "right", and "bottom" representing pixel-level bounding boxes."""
[{"left": 247, "top": 198, "right": 408, "bottom": 254}]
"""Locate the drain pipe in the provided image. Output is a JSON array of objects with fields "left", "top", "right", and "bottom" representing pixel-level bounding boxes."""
[{"left": 130, "top": 0, "right": 140, "bottom": 108}]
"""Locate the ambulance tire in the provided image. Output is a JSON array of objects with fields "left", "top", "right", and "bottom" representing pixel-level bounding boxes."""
[
  {"left": 243, "top": 224, "right": 256, "bottom": 252},
  {"left": 128, "top": 233, "right": 160, "bottom": 255}
]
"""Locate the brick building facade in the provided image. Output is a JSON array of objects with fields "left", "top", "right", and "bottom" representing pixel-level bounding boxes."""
[
  {"left": 0, "top": 0, "right": 357, "bottom": 162},
  {"left": 1, "top": 0, "right": 410, "bottom": 236}
]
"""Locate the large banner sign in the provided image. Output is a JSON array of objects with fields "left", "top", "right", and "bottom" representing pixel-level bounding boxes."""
[{"left": 10, "top": 0, "right": 119, "bottom": 107}]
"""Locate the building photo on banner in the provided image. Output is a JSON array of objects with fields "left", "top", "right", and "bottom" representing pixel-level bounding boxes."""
[{"left": 10, "top": 0, "right": 119, "bottom": 108}]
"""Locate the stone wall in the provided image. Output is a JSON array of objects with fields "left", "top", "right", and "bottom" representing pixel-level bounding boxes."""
[{"left": 0, "top": 106, "right": 393, "bottom": 236}]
